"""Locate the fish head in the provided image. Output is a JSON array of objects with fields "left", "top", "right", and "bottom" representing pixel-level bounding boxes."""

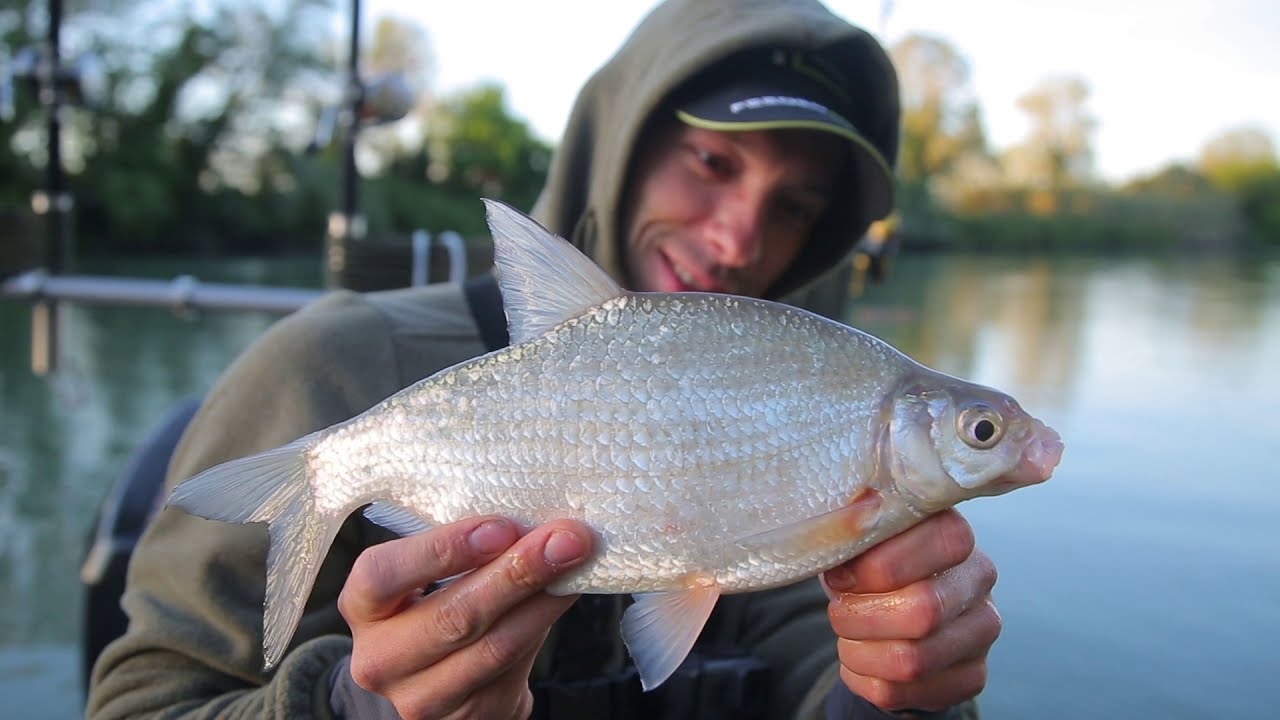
[{"left": 885, "top": 374, "right": 1064, "bottom": 511}]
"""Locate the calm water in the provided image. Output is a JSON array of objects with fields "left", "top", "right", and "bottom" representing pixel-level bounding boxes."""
[{"left": 1, "top": 252, "right": 1277, "bottom": 718}]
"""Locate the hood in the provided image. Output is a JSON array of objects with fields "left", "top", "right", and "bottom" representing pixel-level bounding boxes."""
[{"left": 532, "top": 0, "right": 899, "bottom": 299}]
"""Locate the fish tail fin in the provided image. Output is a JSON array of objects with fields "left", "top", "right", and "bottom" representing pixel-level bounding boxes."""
[{"left": 167, "top": 436, "right": 341, "bottom": 669}]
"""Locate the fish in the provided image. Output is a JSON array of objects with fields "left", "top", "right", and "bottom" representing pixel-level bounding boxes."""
[{"left": 167, "top": 199, "right": 1064, "bottom": 690}]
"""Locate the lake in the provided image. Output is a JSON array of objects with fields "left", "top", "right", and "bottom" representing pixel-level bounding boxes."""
[{"left": 2, "top": 252, "right": 1278, "bottom": 718}]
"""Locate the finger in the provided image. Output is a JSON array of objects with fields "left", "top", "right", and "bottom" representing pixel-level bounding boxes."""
[
  {"left": 395, "top": 593, "right": 577, "bottom": 718},
  {"left": 824, "top": 510, "right": 975, "bottom": 594},
  {"left": 836, "top": 598, "right": 1002, "bottom": 683},
  {"left": 839, "top": 656, "right": 989, "bottom": 713},
  {"left": 438, "top": 661, "right": 538, "bottom": 720},
  {"left": 389, "top": 619, "right": 551, "bottom": 720},
  {"left": 354, "top": 520, "right": 591, "bottom": 679},
  {"left": 828, "top": 551, "right": 997, "bottom": 641},
  {"left": 414, "top": 519, "right": 590, "bottom": 651},
  {"left": 340, "top": 516, "right": 520, "bottom": 623}
]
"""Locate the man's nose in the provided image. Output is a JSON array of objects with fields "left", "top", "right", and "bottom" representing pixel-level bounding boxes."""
[{"left": 706, "top": 194, "right": 764, "bottom": 267}]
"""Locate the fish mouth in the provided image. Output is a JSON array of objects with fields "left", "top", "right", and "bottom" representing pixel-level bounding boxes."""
[
  {"left": 1024, "top": 422, "right": 1064, "bottom": 480},
  {"left": 988, "top": 420, "right": 1064, "bottom": 492}
]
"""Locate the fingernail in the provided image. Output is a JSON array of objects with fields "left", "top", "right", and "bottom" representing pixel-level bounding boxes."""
[
  {"left": 469, "top": 520, "right": 515, "bottom": 554},
  {"left": 543, "top": 530, "right": 587, "bottom": 565},
  {"left": 824, "top": 565, "right": 856, "bottom": 592}
]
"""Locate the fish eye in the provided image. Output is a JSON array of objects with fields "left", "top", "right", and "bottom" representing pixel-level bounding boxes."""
[{"left": 957, "top": 404, "right": 1004, "bottom": 449}]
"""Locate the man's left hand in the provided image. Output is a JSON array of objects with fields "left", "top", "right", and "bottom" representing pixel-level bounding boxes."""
[{"left": 821, "top": 509, "right": 1001, "bottom": 712}]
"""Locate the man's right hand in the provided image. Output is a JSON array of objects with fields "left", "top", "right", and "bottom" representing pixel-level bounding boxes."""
[{"left": 338, "top": 516, "right": 593, "bottom": 719}]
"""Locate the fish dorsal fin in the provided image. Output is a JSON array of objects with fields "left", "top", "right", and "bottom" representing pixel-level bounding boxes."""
[{"left": 482, "top": 199, "right": 624, "bottom": 345}]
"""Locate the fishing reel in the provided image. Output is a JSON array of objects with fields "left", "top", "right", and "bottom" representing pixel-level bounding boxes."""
[
  {"left": 306, "top": 71, "right": 415, "bottom": 154},
  {"left": 850, "top": 213, "right": 901, "bottom": 296},
  {"left": 306, "top": 70, "right": 419, "bottom": 290}
]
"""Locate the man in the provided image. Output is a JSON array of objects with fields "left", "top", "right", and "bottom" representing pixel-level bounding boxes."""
[{"left": 87, "top": 0, "right": 1000, "bottom": 718}]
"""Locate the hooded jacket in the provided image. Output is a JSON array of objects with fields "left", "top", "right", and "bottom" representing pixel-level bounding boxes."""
[
  {"left": 533, "top": 0, "right": 900, "bottom": 299},
  {"left": 87, "top": 1, "right": 975, "bottom": 718}
]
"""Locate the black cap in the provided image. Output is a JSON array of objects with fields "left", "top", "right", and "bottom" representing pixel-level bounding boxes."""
[{"left": 675, "top": 48, "right": 894, "bottom": 220}]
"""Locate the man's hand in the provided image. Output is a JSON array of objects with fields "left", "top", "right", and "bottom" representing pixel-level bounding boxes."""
[
  {"left": 338, "top": 516, "right": 593, "bottom": 719},
  {"left": 822, "top": 509, "right": 1001, "bottom": 712}
]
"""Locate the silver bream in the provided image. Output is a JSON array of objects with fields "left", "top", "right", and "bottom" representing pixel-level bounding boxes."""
[{"left": 169, "top": 199, "right": 1065, "bottom": 690}]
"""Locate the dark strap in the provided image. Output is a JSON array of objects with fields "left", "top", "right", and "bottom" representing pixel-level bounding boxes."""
[
  {"left": 462, "top": 272, "right": 510, "bottom": 351},
  {"left": 531, "top": 651, "right": 771, "bottom": 720}
]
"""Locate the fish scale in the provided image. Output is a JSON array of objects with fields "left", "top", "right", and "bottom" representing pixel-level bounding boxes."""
[
  {"left": 168, "top": 199, "right": 1063, "bottom": 689},
  {"left": 304, "top": 291, "right": 901, "bottom": 597}
]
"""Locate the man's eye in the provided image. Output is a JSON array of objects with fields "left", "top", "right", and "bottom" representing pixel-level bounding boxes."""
[
  {"left": 778, "top": 199, "right": 819, "bottom": 226},
  {"left": 692, "top": 147, "right": 731, "bottom": 176}
]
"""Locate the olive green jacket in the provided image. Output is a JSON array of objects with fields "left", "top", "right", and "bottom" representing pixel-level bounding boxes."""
[{"left": 86, "top": 284, "right": 850, "bottom": 719}]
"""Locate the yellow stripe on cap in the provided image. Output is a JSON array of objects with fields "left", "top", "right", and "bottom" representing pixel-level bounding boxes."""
[{"left": 675, "top": 110, "right": 894, "bottom": 187}]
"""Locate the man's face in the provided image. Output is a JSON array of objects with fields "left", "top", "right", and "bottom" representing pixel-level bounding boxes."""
[{"left": 621, "top": 123, "right": 844, "bottom": 298}]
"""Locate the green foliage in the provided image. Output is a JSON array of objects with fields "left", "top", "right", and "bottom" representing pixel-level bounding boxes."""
[
  {"left": 1, "top": 0, "right": 554, "bottom": 260},
  {"left": 342, "top": 84, "right": 553, "bottom": 243},
  {"left": 1198, "top": 126, "right": 1279, "bottom": 192},
  {"left": 424, "top": 83, "right": 553, "bottom": 214},
  {"left": 913, "top": 187, "right": 1244, "bottom": 254},
  {"left": 1123, "top": 164, "right": 1218, "bottom": 199},
  {"left": 2, "top": 1, "right": 1268, "bottom": 262},
  {"left": 890, "top": 34, "right": 988, "bottom": 184},
  {"left": 1237, "top": 172, "right": 1280, "bottom": 245},
  {"left": 1009, "top": 76, "right": 1096, "bottom": 188}
]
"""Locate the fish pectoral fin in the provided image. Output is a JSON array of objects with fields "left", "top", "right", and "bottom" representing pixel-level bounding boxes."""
[
  {"left": 363, "top": 502, "right": 432, "bottom": 536},
  {"left": 482, "top": 199, "right": 625, "bottom": 345},
  {"left": 620, "top": 580, "right": 721, "bottom": 691},
  {"left": 734, "top": 489, "right": 883, "bottom": 555}
]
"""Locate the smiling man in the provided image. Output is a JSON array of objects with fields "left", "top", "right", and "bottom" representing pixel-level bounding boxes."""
[
  {"left": 623, "top": 123, "right": 842, "bottom": 296},
  {"left": 621, "top": 50, "right": 890, "bottom": 299},
  {"left": 88, "top": 1, "right": 998, "bottom": 719}
]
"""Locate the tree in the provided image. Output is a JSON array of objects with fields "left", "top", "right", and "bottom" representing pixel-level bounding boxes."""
[
  {"left": 424, "top": 83, "right": 551, "bottom": 212},
  {"left": 352, "top": 14, "right": 436, "bottom": 177},
  {"left": 1198, "top": 127, "right": 1280, "bottom": 244},
  {"left": 1197, "top": 126, "right": 1279, "bottom": 192},
  {"left": 2, "top": 0, "right": 339, "bottom": 254},
  {"left": 889, "top": 33, "right": 989, "bottom": 184},
  {"left": 1123, "top": 164, "right": 1218, "bottom": 199},
  {"left": 1006, "top": 75, "right": 1096, "bottom": 190},
  {"left": 366, "top": 14, "right": 433, "bottom": 78}
]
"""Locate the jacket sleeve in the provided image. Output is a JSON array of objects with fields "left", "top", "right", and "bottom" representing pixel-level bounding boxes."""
[
  {"left": 86, "top": 292, "right": 405, "bottom": 719},
  {"left": 725, "top": 579, "right": 979, "bottom": 720}
]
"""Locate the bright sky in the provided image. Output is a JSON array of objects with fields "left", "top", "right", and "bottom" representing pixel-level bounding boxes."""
[{"left": 368, "top": 0, "right": 1280, "bottom": 183}]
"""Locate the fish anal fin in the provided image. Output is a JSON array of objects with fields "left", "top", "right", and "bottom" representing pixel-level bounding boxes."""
[
  {"left": 736, "top": 488, "right": 883, "bottom": 555},
  {"left": 620, "top": 574, "right": 721, "bottom": 691}
]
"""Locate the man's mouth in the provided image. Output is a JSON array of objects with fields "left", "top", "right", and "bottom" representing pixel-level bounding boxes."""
[
  {"left": 673, "top": 263, "right": 698, "bottom": 288},
  {"left": 665, "top": 253, "right": 723, "bottom": 293}
]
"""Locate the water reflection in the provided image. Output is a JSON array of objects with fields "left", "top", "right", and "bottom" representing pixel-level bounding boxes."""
[
  {"left": 0, "top": 258, "right": 317, "bottom": 653},
  {"left": 1, "top": 252, "right": 1278, "bottom": 717},
  {"left": 849, "top": 255, "right": 1088, "bottom": 410},
  {"left": 846, "top": 253, "right": 1280, "bottom": 718}
]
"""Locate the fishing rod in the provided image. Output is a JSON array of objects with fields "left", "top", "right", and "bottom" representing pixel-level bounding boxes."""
[{"left": 0, "top": 0, "right": 82, "bottom": 375}]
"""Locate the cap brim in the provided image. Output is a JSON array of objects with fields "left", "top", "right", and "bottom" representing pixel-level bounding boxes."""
[
  {"left": 677, "top": 107, "right": 894, "bottom": 221},
  {"left": 678, "top": 108, "right": 893, "bottom": 221}
]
